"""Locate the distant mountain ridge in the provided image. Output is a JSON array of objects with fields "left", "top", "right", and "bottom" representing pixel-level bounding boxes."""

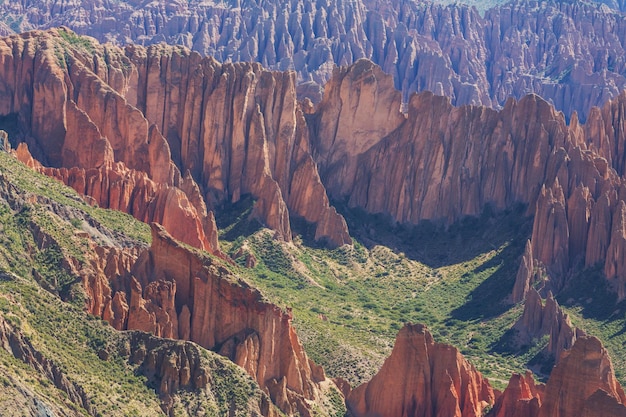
[{"left": 1, "top": 0, "right": 626, "bottom": 121}]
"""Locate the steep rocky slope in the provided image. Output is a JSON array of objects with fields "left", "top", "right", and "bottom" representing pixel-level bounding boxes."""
[
  {"left": 488, "top": 336, "right": 626, "bottom": 417},
  {"left": 0, "top": 28, "right": 349, "bottom": 248},
  {"left": 309, "top": 58, "right": 626, "bottom": 302},
  {"left": 1, "top": 0, "right": 626, "bottom": 121},
  {"left": 0, "top": 149, "right": 286, "bottom": 416},
  {"left": 0, "top": 143, "right": 343, "bottom": 416}
]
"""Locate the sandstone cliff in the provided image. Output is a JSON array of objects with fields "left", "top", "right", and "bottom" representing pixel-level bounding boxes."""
[
  {"left": 489, "top": 371, "right": 543, "bottom": 417},
  {"left": 538, "top": 336, "right": 626, "bottom": 417},
  {"left": 79, "top": 222, "right": 337, "bottom": 417},
  {"left": 309, "top": 61, "right": 626, "bottom": 301},
  {"left": 347, "top": 323, "right": 494, "bottom": 417},
  {"left": 488, "top": 336, "right": 626, "bottom": 417},
  {"left": 0, "top": 28, "right": 350, "bottom": 248},
  {"left": 2, "top": 0, "right": 626, "bottom": 122}
]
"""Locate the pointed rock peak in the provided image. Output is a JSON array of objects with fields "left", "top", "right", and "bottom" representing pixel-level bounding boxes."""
[{"left": 347, "top": 323, "right": 494, "bottom": 417}]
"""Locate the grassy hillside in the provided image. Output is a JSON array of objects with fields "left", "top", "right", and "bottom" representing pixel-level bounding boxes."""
[{"left": 0, "top": 149, "right": 281, "bottom": 416}]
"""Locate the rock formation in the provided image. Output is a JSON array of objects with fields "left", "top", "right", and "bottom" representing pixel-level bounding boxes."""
[
  {"left": 488, "top": 336, "right": 626, "bottom": 417},
  {"left": 2, "top": 0, "right": 626, "bottom": 122},
  {"left": 489, "top": 371, "right": 543, "bottom": 417},
  {"left": 16, "top": 143, "right": 219, "bottom": 253},
  {"left": 346, "top": 323, "right": 495, "bottom": 417},
  {"left": 0, "top": 28, "right": 350, "bottom": 248},
  {"left": 307, "top": 60, "right": 626, "bottom": 301},
  {"left": 79, "top": 222, "right": 336, "bottom": 416},
  {"left": 513, "top": 288, "right": 585, "bottom": 362},
  {"left": 122, "top": 331, "right": 281, "bottom": 416},
  {"left": 538, "top": 336, "right": 626, "bottom": 417}
]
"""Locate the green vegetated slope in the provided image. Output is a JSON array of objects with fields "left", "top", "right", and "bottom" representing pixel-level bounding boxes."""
[
  {"left": 0, "top": 150, "right": 280, "bottom": 416},
  {"left": 218, "top": 197, "right": 626, "bottom": 390}
]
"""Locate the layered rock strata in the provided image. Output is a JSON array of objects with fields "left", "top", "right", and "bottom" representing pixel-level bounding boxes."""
[{"left": 346, "top": 323, "right": 495, "bottom": 417}]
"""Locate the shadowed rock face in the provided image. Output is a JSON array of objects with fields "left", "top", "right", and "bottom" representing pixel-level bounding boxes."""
[
  {"left": 1, "top": 0, "right": 626, "bottom": 121},
  {"left": 0, "top": 28, "right": 350, "bottom": 248},
  {"left": 309, "top": 60, "right": 626, "bottom": 300},
  {"left": 347, "top": 323, "right": 495, "bottom": 417},
  {"left": 513, "top": 288, "right": 585, "bottom": 363},
  {"left": 5, "top": 26, "right": 626, "bottom": 307}
]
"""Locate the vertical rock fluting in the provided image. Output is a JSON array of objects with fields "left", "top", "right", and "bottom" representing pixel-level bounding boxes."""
[
  {"left": 0, "top": 29, "right": 221, "bottom": 253},
  {"left": 82, "top": 223, "right": 334, "bottom": 417},
  {"left": 489, "top": 371, "right": 543, "bottom": 417},
  {"left": 346, "top": 323, "right": 495, "bottom": 417},
  {"left": 124, "top": 43, "right": 350, "bottom": 247},
  {"left": 3, "top": 0, "right": 626, "bottom": 123},
  {"left": 0, "top": 29, "right": 350, "bottom": 249},
  {"left": 488, "top": 337, "right": 626, "bottom": 417},
  {"left": 537, "top": 336, "right": 626, "bottom": 417},
  {"left": 309, "top": 61, "right": 626, "bottom": 301}
]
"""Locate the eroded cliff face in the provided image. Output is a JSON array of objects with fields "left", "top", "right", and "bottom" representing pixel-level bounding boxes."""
[
  {"left": 0, "top": 28, "right": 350, "bottom": 248},
  {"left": 78, "top": 222, "right": 335, "bottom": 417},
  {"left": 309, "top": 60, "right": 626, "bottom": 301},
  {"left": 488, "top": 336, "right": 626, "bottom": 417},
  {"left": 346, "top": 323, "right": 495, "bottom": 417},
  {"left": 538, "top": 336, "right": 626, "bottom": 417},
  {"left": 2, "top": 0, "right": 626, "bottom": 122}
]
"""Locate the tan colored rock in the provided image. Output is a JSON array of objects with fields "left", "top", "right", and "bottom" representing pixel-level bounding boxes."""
[{"left": 347, "top": 323, "right": 494, "bottom": 417}]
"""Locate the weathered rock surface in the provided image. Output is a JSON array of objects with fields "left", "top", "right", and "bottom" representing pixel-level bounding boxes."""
[
  {"left": 16, "top": 143, "right": 219, "bottom": 253},
  {"left": 488, "top": 336, "right": 626, "bottom": 417},
  {"left": 308, "top": 61, "right": 626, "bottom": 300},
  {"left": 346, "top": 323, "right": 494, "bottom": 417},
  {"left": 489, "top": 371, "right": 543, "bottom": 417},
  {"left": 83, "top": 222, "right": 336, "bottom": 416},
  {"left": 538, "top": 336, "right": 626, "bottom": 417},
  {"left": 513, "top": 288, "right": 585, "bottom": 362},
  {"left": 122, "top": 331, "right": 281, "bottom": 416},
  {"left": 2, "top": 0, "right": 626, "bottom": 122},
  {"left": 0, "top": 28, "right": 350, "bottom": 248}
]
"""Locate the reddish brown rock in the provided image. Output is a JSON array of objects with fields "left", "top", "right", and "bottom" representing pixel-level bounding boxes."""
[
  {"left": 347, "top": 323, "right": 494, "bottom": 417},
  {"left": 489, "top": 371, "right": 543, "bottom": 417},
  {"left": 512, "top": 240, "right": 538, "bottom": 303},
  {"left": 538, "top": 336, "right": 626, "bottom": 417},
  {"left": 0, "top": 28, "right": 349, "bottom": 248},
  {"left": 88, "top": 223, "right": 335, "bottom": 416},
  {"left": 531, "top": 183, "right": 569, "bottom": 287},
  {"left": 513, "top": 288, "right": 585, "bottom": 362}
]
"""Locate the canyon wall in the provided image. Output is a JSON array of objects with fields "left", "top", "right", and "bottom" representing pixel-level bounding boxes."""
[
  {"left": 309, "top": 60, "right": 626, "bottom": 300},
  {"left": 2, "top": 0, "right": 626, "bottom": 121},
  {"left": 0, "top": 28, "right": 350, "bottom": 248},
  {"left": 77, "top": 222, "right": 336, "bottom": 417}
]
